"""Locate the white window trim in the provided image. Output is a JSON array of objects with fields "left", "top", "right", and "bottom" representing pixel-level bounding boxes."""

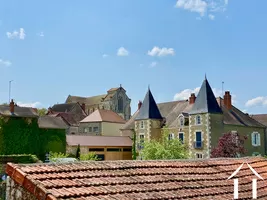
[
  {"left": 196, "top": 153, "right": 203, "bottom": 159},
  {"left": 168, "top": 133, "right": 175, "bottom": 140},
  {"left": 251, "top": 132, "right": 261, "bottom": 146}
]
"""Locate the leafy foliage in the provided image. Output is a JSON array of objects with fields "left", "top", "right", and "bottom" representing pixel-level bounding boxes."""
[
  {"left": 0, "top": 117, "right": 41, "bottom": 156},
  {"left": 80, "top": 152, "right": 99, "bottom": 161},
  {"left": 141, "top": 128, "right": 189, "bottom": 160},
  {"left": 49, "top": 151, "right": 69, "bottom": 162},
  {"left": 0, "top": 154, "right": 40, "bottom": 164},
  {"left": 37, "top": 108, "right": 47, "bottom": 116},
  {"left": 132, "top": 130, "right": 137, "bottom": 160},
  {"left": 0, "top": 116, "right": 66, "bottom": 161},
  {"left": 211, "top": 132, "right": 247, "bottom": 158}
]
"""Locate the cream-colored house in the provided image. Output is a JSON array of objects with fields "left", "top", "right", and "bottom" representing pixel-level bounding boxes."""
[{"left": 78, "top": 109, "right": 126, "bottom": 136}]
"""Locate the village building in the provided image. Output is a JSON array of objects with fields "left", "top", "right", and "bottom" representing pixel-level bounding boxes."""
[
  {"left": 121, "top": 77, "right": 266, "bottom": 159},
  {"left": 5, "top": 156, "right": 267, "bottom": 199},
  {"left": 66, "top": 109, "right": 131, "bottom": 160},
  {"left": 65, "top": 85, "right": 131, "bottom": 120}
]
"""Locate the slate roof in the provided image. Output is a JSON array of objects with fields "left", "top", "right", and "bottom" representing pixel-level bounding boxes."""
[
  {"left": 6, "top": 156, "right": 267, "bottom": 200},
  {"left": 67, "top": 135, "right": 132, "bottom": 146},
  {"left": 121, "top": 98, "right": 264, "bottom": 130},
  {"left": 51, "top": 103, "right": 79, "bottom": 113},
  {"left": 250, "top": 114, "right": 267, "bottom": 126},
  {"left": 38, "top": 116, "right": 68, "bottom": 129},
  {"left": 135, "top": 89, "right": 163, "bottom": 120},
  {"left": 0, "top": 105, "right": 38, "bottom": 118},
  {"left": 80, "top": 109, "right": 126, "bottom": 124},
  {"left": 66, "top": 94, "right": 106, "bottom": 106},
  {"left": 190, "top": 78, "right": 222, "bottom": 114}
]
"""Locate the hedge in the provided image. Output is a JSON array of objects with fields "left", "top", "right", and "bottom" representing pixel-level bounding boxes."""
[
  {"left": 0, "top": 154, "right": 39, "bottom": 164},
  {"left": 0, "top": 116, "right": 66, "bottom": 161}
]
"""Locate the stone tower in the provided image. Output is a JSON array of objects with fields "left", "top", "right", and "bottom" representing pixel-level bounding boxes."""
[
  {"left": 189, "top": 77, "right": 223, "bottom": 159},
  {"left": 134, "top": 88, "right": 163, "bottom": 158}
]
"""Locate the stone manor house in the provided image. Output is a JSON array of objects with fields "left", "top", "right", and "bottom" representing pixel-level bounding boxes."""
[{"left": 121, "top": 77, "right": 266, "bottom": 159}]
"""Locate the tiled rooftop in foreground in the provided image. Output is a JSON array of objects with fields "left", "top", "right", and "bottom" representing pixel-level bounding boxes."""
[{"left": 6, "top": 156, "right": 267, "bottom": 199}]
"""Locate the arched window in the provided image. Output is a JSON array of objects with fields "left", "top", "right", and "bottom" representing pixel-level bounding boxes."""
[{"left": 118, "top": 96, "right": 123, "bottom": 112}]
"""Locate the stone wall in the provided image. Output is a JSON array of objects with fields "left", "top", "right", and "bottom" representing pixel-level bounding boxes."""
[{"left": 5, "top": 176, "right": 37, "bottom": 200}]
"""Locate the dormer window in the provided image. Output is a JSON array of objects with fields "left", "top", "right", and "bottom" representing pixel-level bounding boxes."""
[{"left": 196, "top": 115, "right": 201, "bottom": 125}]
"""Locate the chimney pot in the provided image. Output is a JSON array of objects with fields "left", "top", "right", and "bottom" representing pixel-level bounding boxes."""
[
  {"left": 10, "top": 99, "right": 15, "bottom": 113},
  {"left": 138, "top": 101, "right": 142, "bottom": 110},
  {"left": 189, "top": 93, "right": 196, "bottom": 104}
]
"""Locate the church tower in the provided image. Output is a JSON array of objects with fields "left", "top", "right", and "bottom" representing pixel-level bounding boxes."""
[
  {"left": 134, "top": 88, "right": 163, "bottom": 158},
  {"left": 189, "top": 77, "right": 223, "bottom": 159}
]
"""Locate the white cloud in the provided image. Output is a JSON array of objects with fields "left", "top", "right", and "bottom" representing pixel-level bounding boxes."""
[
  {"left": 175, "top": 0, "right": 208, "bottom": 16},
  {"left": 245, "top": 97, "right": 267, "bottom": 107},
  {"left": 149, "top": 62, "right": 157, "bottom": 68},
  {"left": 175, "top": 0, "right": 229, "bottom": 17},
  {"left": 0, "top": 59, "right": 12, "bottom": 67},
  {"left": 17, "top": 101, "right": 41, "bottom": 108},
  {"left": 102, "top": 54, "right": 109, "bottom": 58},
  {"left": 7, "top": 28, "right": 25, "bottom": 40},
  {"left": 148, "top": 46, "right": 175, "bottom": 57},
  {"left": 117, "top": 47, "right": 129, "bottom": 56},
  {"left": 174, "top": 86, "right": 237, "bottom": 103},
  {"left": 38, "top": 32, "right": 44, "bottom": 37},
  {"left": 208, "top": 14, "right": 215, "bottom": 20}
]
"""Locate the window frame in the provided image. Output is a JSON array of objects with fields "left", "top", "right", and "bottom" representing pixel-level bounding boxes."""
[
  {"left": 178, "top": 132, "right": 184, "bottom": 143},
  {"left": 195, "top": 115, "right": 201, "bottom": 125},
  {"left": 93, "top": 127, "right": 99, "bottom": 133},
  {"left": 196, "top": 153, "right": 203, "bottom": 159},
  {"left": 140, "top": 121, "right": 144, "bottom": 129},
  {"left": 168, "top": 133, "right": 175, "bottom": 141},
  {"left": 252, "top": 132, "right": 261, "bottom": 146}
]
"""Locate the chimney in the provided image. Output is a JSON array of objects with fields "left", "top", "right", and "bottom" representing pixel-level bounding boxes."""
[
  {"left": 10, "top": 99, "right": 15, "bottom": 113},
  {"left": 138, "top": 101, "right": 142, "bottom": 110},
  {"left": 189, "top": 93, "right": 196, "bottom": 104},
  {"left": 224, "top": 91, "right": 232, "bottom": 110},
  {"left": 81, "top": 103, "right": 86, "bottom": 111}
]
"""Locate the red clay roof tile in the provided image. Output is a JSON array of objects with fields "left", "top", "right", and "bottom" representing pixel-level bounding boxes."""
[{"left": 5, "top": 157, "right": 267, "bottom": 199}]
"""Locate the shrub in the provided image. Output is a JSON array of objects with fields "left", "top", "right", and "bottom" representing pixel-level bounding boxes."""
[{"left": 80, "top": 152, "right": 99, "bottom": 161}]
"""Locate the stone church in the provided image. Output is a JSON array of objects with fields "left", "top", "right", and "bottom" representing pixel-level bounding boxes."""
[{"left": 65, "top": 85, "right": 131, "bottom": 120}]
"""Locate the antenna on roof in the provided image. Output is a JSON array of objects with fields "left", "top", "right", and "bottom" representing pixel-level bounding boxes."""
[{"left": 222, "top": 81, "right": 224, "bottom": 97}]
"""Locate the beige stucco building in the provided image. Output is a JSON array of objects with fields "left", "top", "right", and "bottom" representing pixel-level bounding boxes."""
[{"left": 121, "top": 78, "right": 266, "bottom": 159}]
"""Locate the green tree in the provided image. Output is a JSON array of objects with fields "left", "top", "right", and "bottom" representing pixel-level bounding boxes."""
[
  {"left": 80, "top": 152, "right": 99, "bottom": 161},
  {"left": 76, "top": 144, "right": 81, "bottom": 160},
  {"left": 37, "top": 108, "right": 47, "bottom": 116},
  {"left": 141, "top": 127, "right": 189, "bottom": 160},
  {"left": 132, "top": 130, "right": 137, "bottom": 160},
  {"left": 49, "top": 151, "right": 69, "bottom": 162}
]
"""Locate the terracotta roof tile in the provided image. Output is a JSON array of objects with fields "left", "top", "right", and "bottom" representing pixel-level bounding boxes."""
[
  {"left": 80, "top": 109, "right": 126, "bottom": 123},
  {"left": 5, "top": 157, "right": 267, "bottom": 200}
]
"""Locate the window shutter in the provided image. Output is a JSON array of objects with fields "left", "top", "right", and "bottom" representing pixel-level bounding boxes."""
[{"left": 258, "top": 133, "right": 261, "bottom": 146}]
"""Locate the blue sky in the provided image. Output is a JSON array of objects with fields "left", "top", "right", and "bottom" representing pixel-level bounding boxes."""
[{"left": 1, "top": 0, "right": 267, "bottom": 114}]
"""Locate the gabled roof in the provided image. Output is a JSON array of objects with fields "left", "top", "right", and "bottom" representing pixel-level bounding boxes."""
[
  {"left": 135, "top": 88, "right": 163, "bottom": 120},
  {"left": 6, "top": 157, "right": 267, "bottom": 200},
  {"left": 250, "top": 114, "right": 267, "bottom": 126},
  {"left": 190, "top": 78, "right": 222, "bottom": 114},
  {"left": 66, "top": 94, "right": 106, "bottom": 106},
  {"left": 0, "top": 105, "right": 38, "bottom": 118},
  {"left": 51, "top": 102, "right": 77, "bottom": 113},
  {"left": 38, "top": 116, "right": 68, "bottom": 129},
  {"left": 80, "top": 109, "right": 126, "bottom": 123},
  {"left": 67, "top": 135, "right": 132, "bottom": 146}
]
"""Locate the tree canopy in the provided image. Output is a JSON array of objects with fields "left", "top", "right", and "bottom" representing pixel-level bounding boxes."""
[
  {"left": 37, "top": 108, "right": 48, "bottom": 116},
  {"left": 211, "top": 132, "right": 247, "bottom": 158},
  {"left": 141, "top": 128, "right": 189, "bottom": 160}
]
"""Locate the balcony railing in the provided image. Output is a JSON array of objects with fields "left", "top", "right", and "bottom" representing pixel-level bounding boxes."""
[{"left": 194, "top": 141, "right": 203, "bottom": 149}]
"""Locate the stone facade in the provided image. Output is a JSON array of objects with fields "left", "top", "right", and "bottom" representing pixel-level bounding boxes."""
[
  {"left": 66, "top": 87, "right": 131, "bottom": 120},
  {"left": 6, "top": 176, "right": 37, "bottom": 200}
]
